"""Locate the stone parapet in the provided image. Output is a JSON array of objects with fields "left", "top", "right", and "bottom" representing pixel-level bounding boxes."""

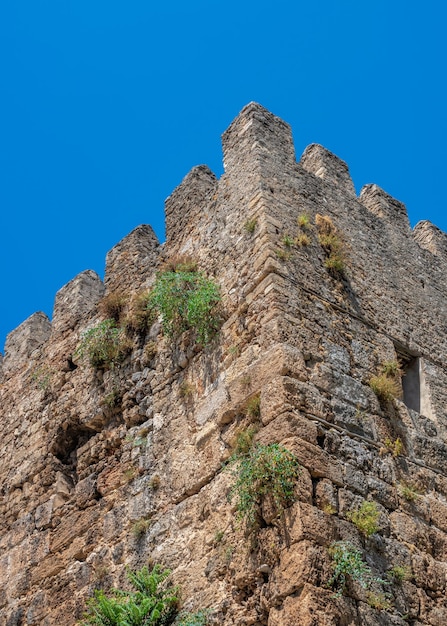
[
  {"left": 51, "top": 270, "right": 105, "bottom": 335},
  {"left": 2, "top": 311, "right": 51, "bottom": 377},
  {"left": 359, "top": 183, "right": 411, "bottom": 231},
  {"left": 299, "top": 143, "right": 356, "bottom": 196},
  {"left": 105, "top": 224, "right": 160, "bottom": 293},
  {"left": 165, "top": 165, "right": 217, "bottom": 249},
  {"left": 413, "top": 219, "right": 447, "bottom": 259}
]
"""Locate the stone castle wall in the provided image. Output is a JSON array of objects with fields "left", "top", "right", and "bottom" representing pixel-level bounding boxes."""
[{"left": 1, "top": 103, "right": 447, "bottom": 625}]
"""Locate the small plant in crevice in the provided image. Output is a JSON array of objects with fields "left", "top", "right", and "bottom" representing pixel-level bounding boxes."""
[
  {"left": 175, "top": 609, "right": 210, "bottom": 626},
  {"left": 387, "top": 564, "right": 413, "bottom": 584},
  {"left": 131, "top": 517, "right": 152, "bottom": 539},
  {"left": 224, "top": 545, "right": 234, "bottom": 563},
  {"left": 149, "top": 474, "right": 161, "bottom": 491},
  {"left": 125, "top": 291, "right": 155, "bottom": 334},
  {"left": 228, "top": 344, "right": 240, "bottom": 358},
  {"left": 80, "top": 564, "right": 178, "bottom": 626},
  {"left": 31, "top": 364, "right": 55, "bottom": 391},
  {"left": 381, "top": 360, "right": 402, "bottom": 378},
  {"left": 243, "top": 218, "right": 257, "bottom": 234},
  {"left": 322, "top": 503, "right": 337, "bottom": 516},
  {"left": 148, "top": 269, "right": 221, "bottom": 346},
  {"left": 295, "top": 233, "right": 311, "bottom": 247},
  {"left": 160, "top": 254, "right": 198, "bottom": 274},
  {"left": 123, "top": 466, "right": 138, "bottom": 484},
  {"left": 315, "top": 214, "right": 346, "bottom": 277},
  {"left": 227, "top": 443, "right": 300, "bottom": 532},
  {"left": 369, "top": 373, "right": 401, "bottom": 403},
  {"left": 101, "top": 387, "right": 122, "bottom": 410},
  {"left": 398, "top": 482, "right": 420, "bottom": 502},
  {"left": 384, "top": 436, "right": 403, "bottom": 457},
  {"left": 232, "top": 426, "right": 258, "bottom": 458},
  {"left": 355, "top": 405, "right": 367, "bottom": 421},
  {"left": 75, "top": 319, "right": 132, "bottom": 370},
  {"left": 142, "top": 340, "right": 158, "bottom": 365},
  {"left": 93, "top": 565, "right": 110, "bottom": 584},
  {"left": 327, "top": 541, "right": 385, "bottom": 598},
  {"left": 213, "top": 530, "right": 224, "bottom": 544},
  {"left": 245, "top": 394, "right": 261, "bottom": 419},
  {"left": 366, "top": 591, "right": 392, "bottom": 611},
  {"left": 282, "top": 234, "right": 295, "bottom": 248},
  {"left": 275, "top": 248, "right": 291, "bottom": 261},
  {"left": 297, "top": 213, "right": 311, "bottom": 230},
  {"left": 179, "top": 381, "right": 195, "bottom": 399},
  {"left": 369, "top": 361, "right": 402, "bottom": 404},
  {"left": 240, "top": 374, "right": 252, "bottom": 390},
  {"left": 99, "top": 290, "right": 129, "bottom": 323},
  {"left": 132, "top": 436, "right": 147, "bottom": 448},
  {"left": 346, "top": 500, "right": 380, "bottom": 537}
]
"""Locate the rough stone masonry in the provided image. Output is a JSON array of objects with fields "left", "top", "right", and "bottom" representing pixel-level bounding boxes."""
[{"left": 1, "top": 103, "right": 447, "bottom": 625}]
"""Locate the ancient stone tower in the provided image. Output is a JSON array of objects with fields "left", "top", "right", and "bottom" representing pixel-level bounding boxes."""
[{"left": 1, "top": 103, "right": 447, "bottom": 626}]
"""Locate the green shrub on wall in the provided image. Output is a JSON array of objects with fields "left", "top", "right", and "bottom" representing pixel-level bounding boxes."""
[
  {"left": 75, "top": 319, "right": 131, "bottom": 369},
  {"left": 80, "top": 565, "right": 178, "bottom": 625},
  {"left": 346, "top": 500, "right": 380, "bottom": 537},
  {"left": 327, "top": 541, "right": 385, "bottom": 597},
  {"left": 228, "top": 443, "right": 300, "bottom": 532},
  {"left": 148, "top": 270, "right": 221, "bottom": 346}
]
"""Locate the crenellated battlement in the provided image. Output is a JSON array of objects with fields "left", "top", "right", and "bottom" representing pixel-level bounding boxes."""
[
  {"left": 1, "top": 102, "right": 444, "bottom": 372},
  {"left": 2, "top": 311, "right": 51, "bottom": 376},
  {"left": 222, "top": 102, "right": 296, "bottom": 177},
  {"left": 299, "top": 143, "right": 356, "bottom": 196},
  {"left": 105, "top": 224, "right": 160, "bottom": 293},
  {"left": 413, "top": 219, "right": 447, "bottom": 258},
  {"left": 164, "top": 165, "right": 217, "bottom": 250},
  {"left": 359, "top": 182, "right": 411, "bottom": 231}
]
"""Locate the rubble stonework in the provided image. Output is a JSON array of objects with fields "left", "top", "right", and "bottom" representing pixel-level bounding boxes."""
[{"left": 1, "top": 102, "right": 447, "bottom": 625}]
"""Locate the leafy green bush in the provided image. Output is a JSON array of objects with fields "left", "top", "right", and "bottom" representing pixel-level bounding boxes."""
[
  {"left": 76, "top": 319, "right": 131, "bottom": 369},
  {"left": 346, "top": 500, "right": 380, "bottom": 537},
  {"left": 228, "top": 443, "right": 300, "bottom": 531},
  {"left": 80, "top": 565, "right": 178, "bottom": 625},
  {"left": 328, "top": 541, "right": 384, "bottom": 597},
  {"left": 148, "top": 270, "right": 221, "bottom": 346}
]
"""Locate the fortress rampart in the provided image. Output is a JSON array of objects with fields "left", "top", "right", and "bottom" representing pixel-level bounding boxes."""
[{"left": 1, "top": 103, "right": 447, "bottom": 625}]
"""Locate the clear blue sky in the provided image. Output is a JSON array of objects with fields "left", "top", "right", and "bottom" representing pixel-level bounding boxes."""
[{"left": 1, "top": 1, "right": 446, "bottom": 352}]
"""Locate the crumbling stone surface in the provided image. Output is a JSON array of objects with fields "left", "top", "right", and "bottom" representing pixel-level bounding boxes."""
[{"left": 1, "top": 103, "right": 447, "bottom": 625}]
